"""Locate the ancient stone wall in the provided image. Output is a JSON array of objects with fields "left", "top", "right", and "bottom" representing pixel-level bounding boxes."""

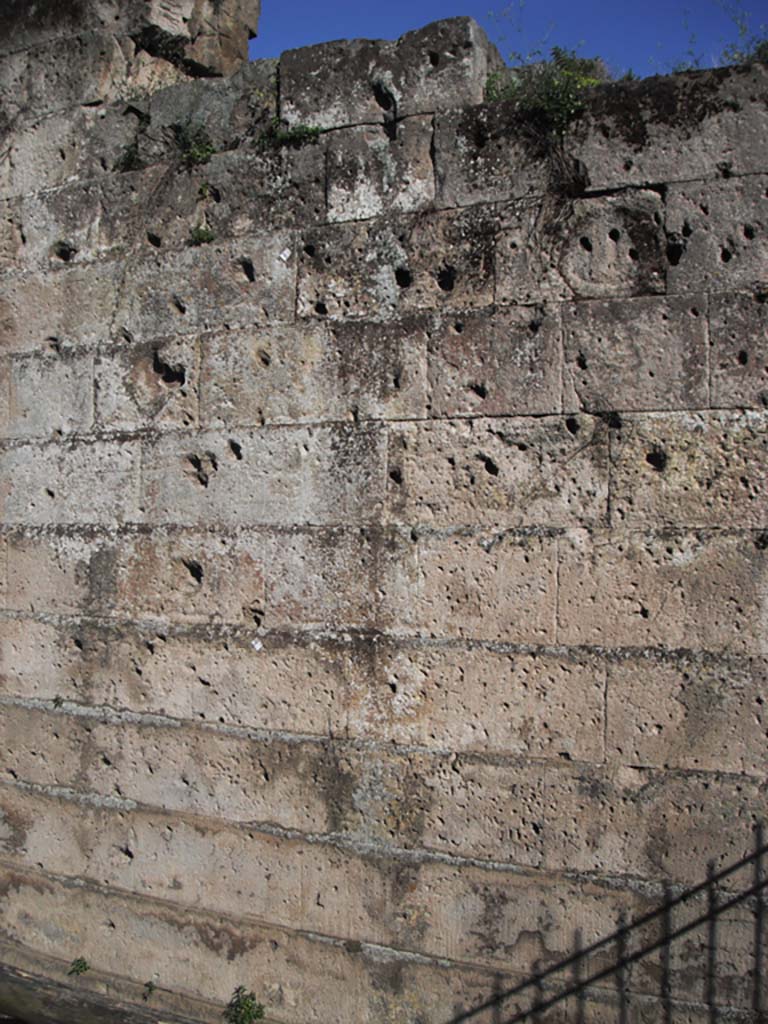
[{"left": 1, "top": 3, "right": 767, "bottom": 1022}]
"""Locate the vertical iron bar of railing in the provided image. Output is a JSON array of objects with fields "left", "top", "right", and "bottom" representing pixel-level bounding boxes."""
[
  {"left": 616, "top": 912, "right": 628, "bottom": 1024},
  {"left": 572, "top": 929, "right": 585, "bottom": 1024},
  {"left": 661, "top": 883, "right": 672, "bottom": 1024},
  {"left": 706, "top": 861, "right": 718, "bottom": 1024},
  {"left": 754, "top": 824, "right": 765, "bottom": 1023}
]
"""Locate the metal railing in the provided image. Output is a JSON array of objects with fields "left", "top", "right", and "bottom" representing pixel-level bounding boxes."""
[{"left": 449, "top": 825, "right": 767, "bottom": 1024}]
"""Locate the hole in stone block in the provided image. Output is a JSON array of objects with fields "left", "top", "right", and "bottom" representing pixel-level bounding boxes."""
[
  {"left": 646, "top": 446, "right": 668, "bottom": 472},
  {"left": 229, "top": 439, "right": 243, "bottom": 460},
  {"left": 153, "top": 349, "right": 186, "bottom": 386},
  {"left": 182, "top": 559, "right": 204, "bottom": 584},
  {"left": 257, "top": 348, "right": 271, "bottom": 367},
  {"left": 52, "top": 240, "right": 77, "bottom": 262},
  {"left": 436, "top": 265, "right": 456, "bottom": 292},
  {"left": 240, "top": 257, "right": 256, "bottom": 282},
  {"left": 738, "top": 350, "right": 749, "bottom": 365},
  {"left": 389, "top": 467, "right": 403, "bottom": 485},
  {"left": 469, "top": 382, "right": 487, "bottom": 399},
  {"left": 744, "top": 224, "right": 756, "bottom": 240},
  {"left": 579, "top": 236, "right": 593, "bottom": 252},
  {"left": 171, "top": 294, "right": 187, "bottom": 314},
  {"left": 609, "top": 229, "right": 621, "bottom": 242},
  {"left": 429, "top": 51, "right": 440, "bottom": 66},
  {"left": 372, "top": 81, "right": 394, "bottom": 111},
  {"left": 576, "top": 352, "right": 588, "bottom": 370},
  {"left": 454, "top": 321, "right": 464, "bottom": 334},
  {"left": 477, "top": 453, "right": 499, "bottom": 476},
  {"left": 304, "top": 243, "right": 316, "bottom": 257},
  {"left": 565, "top": 417, "right": 580, "bottom": 436},
  {"left": 395, "top": 267, "right": 412, "bottom": 288},
  {"left": 147, "top": 232, "right": 162, "bottom": 248},
  {"left": 315, "top": 301, "right": 328, "bottom": 316},
  {"left": 628, "top": 248, "right": 639, "bottom": 261},
  {"left": 721, "top": 247, "right": 733, "bottom": 263}
]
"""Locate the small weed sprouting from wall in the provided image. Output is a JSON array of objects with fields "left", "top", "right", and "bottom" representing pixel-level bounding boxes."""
[
  {"left": 224, "top": 986, "right": 264, "bottom": 1024},
  {"left": 256, "top": 116, "right": 322, "bottom": 150},
  {"left": 173, "top": 122, "right": 217, "bottom": 169},
  {"left": 67, "top": 957, "right": 90, "bottom": 977},
  {"left": 189, "top": 225, "right": 216, "bottom": 246}
]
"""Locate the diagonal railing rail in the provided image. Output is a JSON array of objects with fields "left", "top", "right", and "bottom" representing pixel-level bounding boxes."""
[{"left": 449, "top": 824, "right": 767, "bottom": 1024}]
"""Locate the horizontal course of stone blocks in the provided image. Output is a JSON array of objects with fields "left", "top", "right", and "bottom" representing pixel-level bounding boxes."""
[{"left": 0, "top": 7, "right": 767, "bottom": 1023}]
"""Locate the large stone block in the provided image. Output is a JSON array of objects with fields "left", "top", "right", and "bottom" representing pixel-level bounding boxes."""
[
  {"left": 327, "top": 118, "right": 434, "bottom": 223},
  {"left": 606, "top": 651, "right": 768, "bottom": 777},
  {"left": 610, "top": 411, "right": 768, "bottom": 528},
  {"left": 558, "top": 529, "right": 768, "bottom": 654},
  {"left": 496, "top": 190, "right": 666, "bottom": 305},
  {"left": 0, "top": 264, "right": 122, "bottom": 353},
  {"left": 1, "top": 348, "right": 94, "bottom": 440},
  {"left": 385, "top": 416, "right": 609, "bottom": 528},
  {"left": 298, "top": 207, "right": 496, "bottom": 320},
  {"left": 280, "top": 18, "right": 503, "bottom": 130},
  {"left": 347, "top": 639, "right": 605, "bottom": 762},
  {"left": 562, "top": 295, "right": 708, "bottom": 413},
  {"left": 200, "top": 317, "right": 428, "bottom": 428},
  {"left": 4, "top": 530, "right": 111, "bottom": 617},
  {"left": 666, "top": 175, "right": 768, "bottom": 293},
  {"left": 0, "top": 439, "right": 142, "bottom": 527},
  {"left": 402, "top": 530, "right": 558, "bottom": 644},
  {"left": 427, "top": 306, "right": 562, "bottom": 418},
  {"left": 115, "top": 233, "right": 297, "bottom": 342},
  {"left": 568, "top": 63, "right": 768, "bottom": 190},
  {"left": 140, "top": 425, "right": 387, "bottom": 527},
  {"left": 710, "top": 289, "right": 768, "bottom": 409}
]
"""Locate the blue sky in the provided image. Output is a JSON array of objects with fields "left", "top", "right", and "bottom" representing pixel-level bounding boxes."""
[{"left": 248, "top": 0, "right": 767, "bottom": 77}]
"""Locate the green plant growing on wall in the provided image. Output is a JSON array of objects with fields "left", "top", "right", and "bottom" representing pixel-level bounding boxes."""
[
  {"left": 142, "top": 980, "right": 156, "bottom": 1001},
  {"left": 486, "top": 46, "right": 607, "bottom": 135},
  {"left": 113, "top": 139, "right": 143, "bottom": 173},
  {"left": 67, "top": 957, "right": 90, "bottom": 977},
  {"left": 257, "top": 116, "right": 322, "bottom": 150},
  {"left": 189, "top": 225, "right": 215, "bottom": 245},
  {"left": 173, "top": 122, "right": 217, "bottom": 168},
  {"left": 223, "top": 986, "right": 264, "bottom": 1024}
]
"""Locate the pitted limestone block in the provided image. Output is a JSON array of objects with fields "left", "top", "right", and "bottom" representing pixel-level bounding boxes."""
[
  {"left": 0, "top": 703, "right": 332, "bottom": 831},
  {"left": 115, "top": 233, "right": 296, "bottom": 341},
  {"left": 4, "top": 530, "right": 116, "bottom": 617},
  {"left": 558, "top": 529, "right": 768, "bottom": 654},
  {"left": 0, "top": 619, "right": 349, "bottom": 737},
  {"left": 0, "top": 786, "right": 676, "bottom": 982},
  {"left": 567, "top": 63, "right": 768, "bottom": 190},
  {"left": 109, "top": 530, "right": 266, "bottom": 623},
  {"left": 562, "top": 295, "right": 708, "bottom": 413},
  {"left": 385, "top": 416, "right": 609, "bottom": 529},
  {"left": 427, "top": 306, "right": 561, "bottom": 418},
  {"left": 280, "top": 18, "right": 503, "bottom": 131},
  {"left": 402, "top": 530, "right": 558, "bottom": 644},
  {"left": 0, "top": 869, "right": 526, "bottom": 1024},
  {"left": 327, "top": 118, "right": 434, "bottom": 223},
  {"left": 606, "top": 651, "right": 768, "bottom": 776},
  {"left": 666, "top": 175, "right": 768, "bottom": 293},
  {"left": 298, "top": 207, "right": 496, "bottom": 320},
  {"left": 421, "top": 755, "right": 768, "bottom": 882},
  {"left": 95, "top": 335, "right": 198, "bottom": 431},
  {"left": 434, "top": 101, "right": 553, "bottom": 208},
  {"left": 0, "top": 439, "right": 142, "bottom": 527},
  {"left": 140, "top": 425, "right": 386, "bottom": 527},
  {"left": 0, "top": 264, "right": 122, "bottom": 353},
  {"left": 346, "top": 640, "right": 605, "bottom": 762},
  {"left": 710, "top": 289, "right": 768, "bottom": 408},
  {"left": 0, "top": 201, "right": 25, "bottom": 271},
  {"left": 201, "top": 317, "right": 427, "bottom": 428},
  {"left": 611, "top": 411, "right": 768, "bottom": 528},
  {"left": 496, "top": 190, "right": 666, "bottom": 305},
  {"left": 2, "top": 348, "right": 94, "bottom": 439}
]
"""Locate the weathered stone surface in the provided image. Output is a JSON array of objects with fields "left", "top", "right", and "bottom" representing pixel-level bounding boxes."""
[
  {"left": 568, "top": 63, "right": 768, "bottom": 190},
  {"left": 666, "top": 175, "right": 768, "bottom": 293},
  {"left": 95, "top": 335, "right": 198, "bottom": 431},
  {"left": 496, "top": 190, "right": 666, "bottom": 305},
  {"left": 558, "top": 529, "right": 768, "bottom": 654},
  {"left": 427, "top": 306, "right": 562, "bottom": 418},
  {"left": 347, "top": 641, "right": 605, "bottom": 762},
  {"left": 1, "top": 349, "right": 94, "bottom": 439},
  {"left": 562, "top": 295, "right": 709, "bottom": 413},
  {"left": 0, "top": 440, "right": 142, "bottom": 526},
  {"left": 0, "top": 264, "right": 122, "bottom": 353},
  {"left": 140, "top": 425, "right": 386, "bottom": 527},
  {"left": 610, "top": 411, "right": 768, "bottom": 528},
  {"left": 115, "top": 234, "right": 297, "bottom": 340},
  {"left": 200, "top": 317, "right": 428, "bottom": 427},
  {"left": 606, "top": 651, "right": 768, "bottom": 777},
  {"left": 327, "top": 118, "right": 434, "bottom": 222},
  {"left": 385, "top": 416, "right": 609, "bottom": 528},
  {"left": 710, "top": 289, "right": 768, "bottom": 408},
  {"left": 280, "top": 18, "right": 503, "bottom": 130},
  {"left": 434, "top": 102, "right": 551, "bottom": 207},
  {"left": 404, "top": 530, "right": 558, "bottom": 643},
  {"left": 298, "top": 207, "right": 496, "bottom": 320}
]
